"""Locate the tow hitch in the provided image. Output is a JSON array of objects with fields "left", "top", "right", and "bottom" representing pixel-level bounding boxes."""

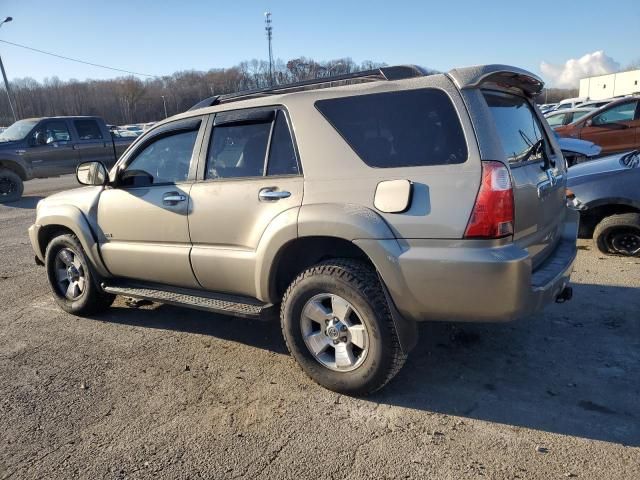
[{"left": 555, "top": 286, "right": 573, "bottom": 303}]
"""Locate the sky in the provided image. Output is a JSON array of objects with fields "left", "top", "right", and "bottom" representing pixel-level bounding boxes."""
[{"left": 0, "top": 0, "right": 638, "bottom": 88}]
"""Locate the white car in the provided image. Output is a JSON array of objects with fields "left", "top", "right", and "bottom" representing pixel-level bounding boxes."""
[{"left": 553, "top": 97, "right": 588, "bottom": 111}]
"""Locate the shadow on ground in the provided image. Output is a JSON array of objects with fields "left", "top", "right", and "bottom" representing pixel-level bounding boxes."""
[
  {"left": 0, "top": 195, "right": 44, "bottom": 210},
  {"left": 91, "top": 282, "right": 640, "bottom": 446}
]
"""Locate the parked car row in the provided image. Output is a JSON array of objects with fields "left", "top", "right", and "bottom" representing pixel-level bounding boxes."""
[{"left": 539, "top": 96, "right": 627, "bottom": 115}]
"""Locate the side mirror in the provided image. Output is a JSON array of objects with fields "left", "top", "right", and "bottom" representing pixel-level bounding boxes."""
[
  {"left": 76, "top": 161, "right": 108, "bottom": 186},
  {"left": 119, "top": 169, "right": 153, "bottom": 187},
  {"left": 585, "top": 119, "right": 593, "bottom": 127}
]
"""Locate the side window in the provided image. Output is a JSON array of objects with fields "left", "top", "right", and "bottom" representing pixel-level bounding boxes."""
[
  {"left": 206, "top": 122, "right": 271, "bottom": 179},
  {"left": 124, "top": 128, "right": 199, "bottom": 186},
  {"left": 33, "top": 121, "right": 71, "bottom": 144},
  {"left": 592, "top": 101, "right": 638, "bottom": 126},
  {"left": 315, "top": 89, "right": 467, "bottom": 168},
  {"left": 267, "top": 111, "right": 299, "bottom": 176},
  {"left": 74, "top": 119, "right": 103, "bottom": 140}
]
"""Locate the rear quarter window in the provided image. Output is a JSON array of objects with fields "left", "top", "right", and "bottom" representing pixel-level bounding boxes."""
[{"left": 315, "top": 88, "right": 467, "bottom": 168}]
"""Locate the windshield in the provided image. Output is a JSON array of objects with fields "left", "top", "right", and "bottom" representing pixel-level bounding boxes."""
[{"left": 0, "top": 119, "right": 38, "bottom": 142}]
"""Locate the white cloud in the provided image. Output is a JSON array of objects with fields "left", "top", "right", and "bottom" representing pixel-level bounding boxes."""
[{"left": 540, "top": 51, "right": 620, "bottom": 88}]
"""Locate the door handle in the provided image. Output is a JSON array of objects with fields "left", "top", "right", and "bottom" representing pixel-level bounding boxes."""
[
  {"left": 72, "top": 144, "right": 79, "bottom": 150},
  {"left": 259, "top": 188, "right": 291, "bottom": 201},
  {"left": 163, "top": 192, "right": 187, "bottom": 205}
]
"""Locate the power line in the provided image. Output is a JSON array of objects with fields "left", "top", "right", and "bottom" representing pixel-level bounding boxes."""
[{"left": 0, "top": 39, "right": 161, "bottom": 78}]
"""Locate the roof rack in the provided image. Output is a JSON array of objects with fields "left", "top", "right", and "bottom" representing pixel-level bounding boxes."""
[{"left": 187, "top": 65, "right": 428, "bottom": 111}]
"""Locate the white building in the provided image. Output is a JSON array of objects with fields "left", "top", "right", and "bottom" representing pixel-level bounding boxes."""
[{"left": 579, "top": 70, "right": 640, "bottom": 100}]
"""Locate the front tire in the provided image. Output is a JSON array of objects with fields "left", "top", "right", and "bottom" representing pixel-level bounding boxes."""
[
  {"left": 45, "top": 234, "right": 115, "bottom": 314},
  {"left": 593, "top": 213, "right": 640, "bottom": 256},
  {"left": 281, "top": 259, "right": 407, "bottom": 395},
  {"left": 0, "top": 168, "right": 24, "bottom": 203}
]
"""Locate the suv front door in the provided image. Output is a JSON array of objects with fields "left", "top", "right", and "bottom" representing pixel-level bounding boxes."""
[
  {"left": 188, "top": 108, "right": 303, "bottom": 298},
  {"left": 95, "top": 117, "right": 205, "bottom": 288}
]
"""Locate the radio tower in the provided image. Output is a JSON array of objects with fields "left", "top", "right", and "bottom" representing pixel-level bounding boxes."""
[{"left": 264, "top": 12, "right": 274, "bottom": 86}]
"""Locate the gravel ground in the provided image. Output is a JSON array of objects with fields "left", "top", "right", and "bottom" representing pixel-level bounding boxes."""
[{"left": 0, "top": 176, "right": 639, "bottom": 479}]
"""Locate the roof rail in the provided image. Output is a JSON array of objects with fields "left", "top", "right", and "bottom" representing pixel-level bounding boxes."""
[{"left": 187, "top": 65, "right": 428, "bottom": 111}]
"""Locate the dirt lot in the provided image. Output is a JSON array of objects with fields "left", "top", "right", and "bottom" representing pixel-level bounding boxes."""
[{"left": 1, "top": 176, "right": 639, "bottom": 479}]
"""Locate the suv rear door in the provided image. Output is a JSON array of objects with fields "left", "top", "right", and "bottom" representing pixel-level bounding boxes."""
[
  {"left": 72, "top": 118, "right": 116, "bottom": 168},
  {"left": 482, "top": 90, "right": 567, "bottom": 267},
  {"left": 188, "top": 108, "right": 303, "bottom": 298}
]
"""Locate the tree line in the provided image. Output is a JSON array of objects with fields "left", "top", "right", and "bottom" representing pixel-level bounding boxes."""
[
  {"left": 0, "top": 56, "right": 580, "bottom": 126},
  {"left": 0, "top": 57, "right": 390, "bottom": 126}
]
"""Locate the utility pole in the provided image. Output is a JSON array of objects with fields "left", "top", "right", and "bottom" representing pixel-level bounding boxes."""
[
  {"left": 264, "top": 12, "right": 274, "bottom": 86},
  {"left": 0, "top": 16, "right": 17, "bottom": 123}
]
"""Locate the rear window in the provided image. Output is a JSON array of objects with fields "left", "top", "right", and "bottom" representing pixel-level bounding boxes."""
[
  {"left": 484, "top": 91, "right": 550, "bottom": 164},
  {"left": 315, "top": 89, "right": 467, "bottom": 168},
  {"left": 74, "top": 119, "right": 103, "bottom": 140}
]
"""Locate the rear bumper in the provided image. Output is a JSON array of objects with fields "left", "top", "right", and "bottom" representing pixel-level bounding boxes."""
[{"left": 355, "top": 209, "right": 579, "bottom": 323}]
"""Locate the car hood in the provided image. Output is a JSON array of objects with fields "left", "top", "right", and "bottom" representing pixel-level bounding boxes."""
[
  {"left": 0, "top": 140, "right": 20, "bottom": 149},
  {"left": 556, "top": 136, "right": 601, "bottom": 157},
  {"left": 567, "top": 152, "right": 627, "bottom": 183}
]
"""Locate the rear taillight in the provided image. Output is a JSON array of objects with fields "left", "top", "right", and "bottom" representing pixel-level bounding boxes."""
[{"left": 464, "top": 161, "right": 514, "bottom": 239}]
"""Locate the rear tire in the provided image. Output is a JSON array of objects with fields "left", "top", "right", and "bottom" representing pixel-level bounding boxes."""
[
  {"left": 593, "top": 213, "right": 640, "bottom": 256},
  {"left": 0, "top": 168, "right": 24, "bottom": 203},
  {"left": 45, "top": 233, "right": 115, "bottom": 314},
  {"left": 281, "top": 259, "right": 407, "bottom": 395}
]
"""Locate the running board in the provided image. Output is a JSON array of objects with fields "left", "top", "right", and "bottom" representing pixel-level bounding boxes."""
[{"left": 102, "top": 282, "right": 269, "bottom": 319}]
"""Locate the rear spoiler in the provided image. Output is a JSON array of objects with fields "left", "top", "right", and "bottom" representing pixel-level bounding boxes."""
[{"left": 447, "top": 64, "right": 544, "bottom": 97}]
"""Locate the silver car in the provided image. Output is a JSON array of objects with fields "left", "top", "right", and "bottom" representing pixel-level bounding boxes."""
[{"left": 29, "top": 64, "right": 578, "bottom": 394}]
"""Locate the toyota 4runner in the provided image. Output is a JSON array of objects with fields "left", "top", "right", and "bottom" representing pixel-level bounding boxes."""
[{"left": 29, "top": 64, "right": 578, "bottom": 395}]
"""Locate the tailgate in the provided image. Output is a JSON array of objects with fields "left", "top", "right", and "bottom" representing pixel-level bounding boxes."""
[{"left": 483, "top": 91, "right": 567, "bottom": 268}]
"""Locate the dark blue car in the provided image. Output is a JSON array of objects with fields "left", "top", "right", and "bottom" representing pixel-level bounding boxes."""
[{"left": 567, "top": 150, "right": 640, "bottom": 256}]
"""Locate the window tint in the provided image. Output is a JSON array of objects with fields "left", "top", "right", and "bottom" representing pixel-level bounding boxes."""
[
  {"left": 74, "top": 119, "right": 103, "bottom": 140},
  {"left": 206, "top": 122, "right": 270, "bottom": 179},
  {"left": 484, "top": 91, "right": 550, "bottom": 164},
  {"left": 592, "top": 101, "right": 638, "bottom": 125},
  {"left": 35, "top": 121, "right": 71, "bottom": 144},
  {"left": 267, "top": 111, "right": 299, "bottom": 176},
  {"left": 315, "top": 89, "right": 467, "bottom": 168},
  {"left": 125, "top": 129, "right": 198, "bottom": 185}
]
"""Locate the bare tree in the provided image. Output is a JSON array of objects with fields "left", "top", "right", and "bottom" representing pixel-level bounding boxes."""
[{"left": 0, "top": 56, "right": 398, "bottom": 126}]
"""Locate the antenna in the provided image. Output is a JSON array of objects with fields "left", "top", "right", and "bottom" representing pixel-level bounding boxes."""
[{"left": 264, "top": 11, "right": 274, "bottom": 86}]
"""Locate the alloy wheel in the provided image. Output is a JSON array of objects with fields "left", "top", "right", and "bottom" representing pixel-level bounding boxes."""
[
  {"left": 300, "top": 293, "right": 369, "bottom": 372},
  {"left": 54, "top": 248, "right": 87, "bottom": 300}
]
